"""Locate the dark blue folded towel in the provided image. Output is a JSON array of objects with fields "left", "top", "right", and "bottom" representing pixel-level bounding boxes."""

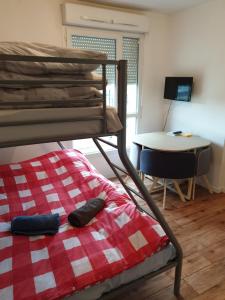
[{"left": 11, "top": 213, "right": 60, "bottom": 236}]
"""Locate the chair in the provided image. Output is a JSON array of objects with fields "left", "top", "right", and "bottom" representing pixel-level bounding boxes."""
[
  {"left": 192, "top": 147, "right": 213, "bottom": 199},
  {"left": 125, "top": 143, "right": 142, "bottom": 182},
  {"left": 140, "top": 149, "right": 196, "bottom": 209},
  {"left": 129, "top": 143, "right": 141, "bottom": 170}
]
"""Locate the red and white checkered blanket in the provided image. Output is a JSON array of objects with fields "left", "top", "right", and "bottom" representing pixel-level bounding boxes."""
[{"left": 0, "top": 149, "right": 168, "bottom": 300}]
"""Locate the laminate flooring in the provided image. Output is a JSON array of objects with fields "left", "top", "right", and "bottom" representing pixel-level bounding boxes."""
[{"left": 111, "top": 177, "right": 225, "bottom": 300}]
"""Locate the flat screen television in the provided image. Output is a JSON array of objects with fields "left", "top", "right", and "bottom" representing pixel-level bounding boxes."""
[{"left": 164, "top": 77, "right": 193, "bottom": 101}]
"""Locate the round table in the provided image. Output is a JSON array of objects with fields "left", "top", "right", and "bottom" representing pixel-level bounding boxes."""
[
  {"left": 132, "top": 132, "right": 211, "bottom": 203},
  {"left": 133, "top": 132, "right": 211, "bottom": 152}
]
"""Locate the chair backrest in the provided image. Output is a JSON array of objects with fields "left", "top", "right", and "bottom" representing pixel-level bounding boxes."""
[
  {"left": 129, "top": 143, "right": 141, "bottom": 170},
  {"left": 140, "top": 149, "right": 196, "bottom": 179},
  {"left": 195, "top": 147, "right": 211, "bottom": 176}
]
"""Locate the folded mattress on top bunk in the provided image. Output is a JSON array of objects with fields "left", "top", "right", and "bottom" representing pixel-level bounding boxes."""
[
  {"left": 0, "top": 149, "right": 172, "bottom": 300},
  {"left": 0, "top": 42, "right": 107, "bottom": 74},
  {"left": 0, "top": 42, "right": 107, "bottom": 109}
]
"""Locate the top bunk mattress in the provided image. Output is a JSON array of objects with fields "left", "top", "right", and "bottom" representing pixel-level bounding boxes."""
[{"left": 0, "top": 149, "right": 169, "bottom": 300}]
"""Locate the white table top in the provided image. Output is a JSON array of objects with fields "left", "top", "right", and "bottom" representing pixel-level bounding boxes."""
[{"left": 133, "top": 132, "right": 211, "bottom": 152}]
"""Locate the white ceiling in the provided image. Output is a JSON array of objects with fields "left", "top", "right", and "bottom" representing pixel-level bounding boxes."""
[{"left": 93, "top": 0, "right": 210, "bottom": 13}]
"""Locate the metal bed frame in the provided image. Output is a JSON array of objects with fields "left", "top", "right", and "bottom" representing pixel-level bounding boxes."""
[{"left": 0, "top": 54, "right": 183, "bottom": 299}]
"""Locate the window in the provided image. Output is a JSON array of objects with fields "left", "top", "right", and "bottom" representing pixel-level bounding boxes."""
[
  {"left": 71, "top": 35, "right": 116, "bottom": 107},
  {"left": 123, "top": 37, "right": 139, "bottom": 145},
  {"left": 66, "top": 28, "right": 141, "bottom": 153}
]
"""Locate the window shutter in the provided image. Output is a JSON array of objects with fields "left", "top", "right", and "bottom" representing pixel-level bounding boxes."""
[
  {"left": 122, "top": 37, "right": 139, "bottom": 85},
  {"left": 71, "top": 35, "right": 116, "bottom": 84}
]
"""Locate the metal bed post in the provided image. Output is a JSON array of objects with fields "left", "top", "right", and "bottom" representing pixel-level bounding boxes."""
[
  {"left": 102, "top": 63, "right": 107, "bottom": 134},
  {"left": 116, "top": 60, "right": 183, "bottom": 296}
]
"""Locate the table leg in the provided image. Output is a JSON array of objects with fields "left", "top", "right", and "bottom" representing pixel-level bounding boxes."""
[
  {"left": 187, "top": 178, "right": 193, "bottom": 200},
  {"left": 149, "top": 177, "right": 159, "bottom": 192}
]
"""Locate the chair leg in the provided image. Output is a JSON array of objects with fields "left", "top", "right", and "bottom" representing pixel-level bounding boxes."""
[
  {"left": 124, "top": 175, "right": 130, "bottom": 183},
  {"left": 163, "top": 179, "right": 167, "bottom": 209},
  {"left": 125, "top": 169, "right": 142, "bottom": 183},
  {"left": 202, "top": 175, "right": 213, "bottom": 194},
  {"left": 149, "top": 177, "right": 159, "bottom": 192},
  {"left": 173, "top": 180, "right": 186, "bottom": 203},
  {"left": 139, "top": 172, "right": 145, "bottom": 182},
  {"left": 192, "top": 177, "right": 196, "bottom": 200}
]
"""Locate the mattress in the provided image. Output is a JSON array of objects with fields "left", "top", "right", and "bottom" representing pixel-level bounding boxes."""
[
  {"left": 0, "top": 149, "right": 170, "bottom": 300},
  {"left": 0, "top": 42, "right": 107, "bottom": 109},
  {"left": 0, "top": 106, "right": 122, "bottom": 147},
  {"left": 67, "top": 243, "right": 175, "bottom": 300}
]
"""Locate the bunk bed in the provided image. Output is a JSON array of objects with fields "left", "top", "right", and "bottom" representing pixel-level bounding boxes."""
[{"left": 0, "top": 43, "right": 182, "bottom": 300}]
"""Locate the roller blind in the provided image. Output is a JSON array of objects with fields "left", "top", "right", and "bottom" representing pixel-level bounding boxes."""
[
  {"left": 71, "top": 35, "right": 139, "bottom": 85},
  {"left": 122, "top": 37, "right": 139, "bottom": 85},
  {"left": 71, "top": 35, "right": 116, "bottom": 84}
]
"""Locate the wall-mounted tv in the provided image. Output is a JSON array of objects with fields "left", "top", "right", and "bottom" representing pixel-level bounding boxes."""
[{"left": 164, "top": 77, "right": 193, "bottom": 102}]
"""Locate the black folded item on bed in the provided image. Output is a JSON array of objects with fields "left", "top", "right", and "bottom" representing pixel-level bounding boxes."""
[
  {"left": 11, "top": 213, "right": 60, "bottom": 235},
  {"left": 68, "top": 198, "right": 105, "bottom": 227}
]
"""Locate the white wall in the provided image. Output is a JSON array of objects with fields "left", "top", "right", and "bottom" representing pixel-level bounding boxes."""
[
  {"left": 164, "top": 0, "right": 225, "bottom": 191},
  {"left": 0, "top": 0, "right": 64, "bottom": 45},
  {"left": 0, "top": 0, "right": 169, "bottom": 177},
  {"left": 138, "top": 11, "right": 170, "bottom": 133},
  {"left": 0, "top": 0, "right": 66, "bottom": 162}
]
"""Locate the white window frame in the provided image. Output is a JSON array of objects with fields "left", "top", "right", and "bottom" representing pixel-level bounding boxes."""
[{"left": 65, "top": 26, "right": 144, "bottom": 153}]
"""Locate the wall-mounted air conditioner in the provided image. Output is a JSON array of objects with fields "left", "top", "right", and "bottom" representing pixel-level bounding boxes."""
[{"left": 62, "top": 3, "right": 149, "bottom": 33}]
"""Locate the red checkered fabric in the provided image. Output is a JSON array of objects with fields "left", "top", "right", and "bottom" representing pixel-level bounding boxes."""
[{"left": 0, "top": 149, "right": 168, "bottom": 300}]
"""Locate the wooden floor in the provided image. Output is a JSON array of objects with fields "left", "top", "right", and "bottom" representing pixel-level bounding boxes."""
[{"left": 111, "top": 177, "right": 225, "bottom": 300}]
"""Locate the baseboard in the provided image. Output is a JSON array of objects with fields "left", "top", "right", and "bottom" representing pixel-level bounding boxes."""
[
  {"left": 197, "top": 180, "right": 225, "bottom": 194},
  {"left": 212, "top": 186, "right": 225, "bottom": 193}
]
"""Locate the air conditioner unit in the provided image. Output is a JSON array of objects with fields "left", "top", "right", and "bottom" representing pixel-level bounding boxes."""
[{"left": 62, "top": 3, "right": 149, "bottom": 33}]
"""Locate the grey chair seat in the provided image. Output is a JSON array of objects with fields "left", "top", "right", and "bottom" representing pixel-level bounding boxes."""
[
  {"left": 129, "top": 143, "right": 141, "bottom": 170},
  {"left": 193, "top": 146, "right": 213, "bottom": 199}
]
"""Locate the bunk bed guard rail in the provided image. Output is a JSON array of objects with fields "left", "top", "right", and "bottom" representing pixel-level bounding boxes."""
[{"left": 0, "top": 54, "right": 120, "bottom": 146}]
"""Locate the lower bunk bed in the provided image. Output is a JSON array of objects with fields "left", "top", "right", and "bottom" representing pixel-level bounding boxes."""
[{"left": 0, "top": 149, "right": 175, "bottom": 300}]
